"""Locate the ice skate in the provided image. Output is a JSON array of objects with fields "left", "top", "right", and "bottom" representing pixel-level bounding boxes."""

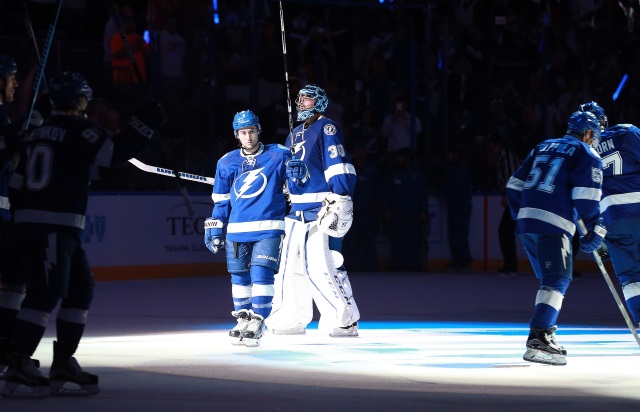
[
  {"left": 2, "top": 354, "right": 51, "bottom": 398},
  {"left": 49, "top": 356, "right": 99, "bottom": 396},
  {"left": 229, "top": 309, "right": 251, "bottom": 345},
  {"left": 523, "top": 326, "right": 567, "bottom": 366},
  {"left": 330, "top": 321, "right": 359, "bottom": 337},
  {"left": 243, "top": 312, "right": 265, "bottom": 347},
  {"left": 49, "top": 341, "right": 99, "bottom": 396}
]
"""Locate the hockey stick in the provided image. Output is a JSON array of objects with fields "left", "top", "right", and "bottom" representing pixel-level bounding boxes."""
[
  {"left": 128, "top": 159, "right": 214, "bottom": 185},
  {"left": 576, "top": 218, "right": 640, "bottom": 346},
  {"left": 279, "top": 1, "right": 295, "bottom": 151},
  {"left": 21, "top": 0, "right": 63, "bottom": 134},
  {"left": 105, "top": 0, "right": 195, "bottom": 216},
  {"left": 22, "top": 0, "right": 49, "bottom": 95}
]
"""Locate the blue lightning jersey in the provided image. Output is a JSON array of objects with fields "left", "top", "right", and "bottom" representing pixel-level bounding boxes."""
[
  {"left": 595, "top": 124, "right": 640, "bottom": 226},
  {"left": 211, "top": 143, "right": 291, "bottom": 242},
  {"left": 506, "top": 134, "right": 603, "bottom": 236},
  {"left": 286, "top": 116, "right": 356, "bottom": 213}
]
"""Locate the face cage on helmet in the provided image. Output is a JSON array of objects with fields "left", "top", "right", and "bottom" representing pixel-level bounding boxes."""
[{"left": 296, "top": 93, "right": 319, "bottom": 121}]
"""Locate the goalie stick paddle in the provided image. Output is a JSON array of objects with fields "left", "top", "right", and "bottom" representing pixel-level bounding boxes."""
[
  {"left": 128, "top": 159, "right": 214, "bottom": 185},
  {"left": 576, "top": 218, "right": 640, "bottom": 347},
  {"left": 105, "top": 0, "right": 195, "bottom": 216}
]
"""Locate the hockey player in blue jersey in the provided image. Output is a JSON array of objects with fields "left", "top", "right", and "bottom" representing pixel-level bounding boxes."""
[
  {"left": 265, "top": 84, "right": 360, "bottom": 337},
  {"left": 506, "top": 111, "right": 605, "bottom": 365},
  {"left": 204, "top": 110, "right": 308, "bottom": 347},
  {"left": 580, "top": 101, "right": 640, "bottom": 329},
  {"left": 3, "top": 71, "right": 167, "bottom": 398}
]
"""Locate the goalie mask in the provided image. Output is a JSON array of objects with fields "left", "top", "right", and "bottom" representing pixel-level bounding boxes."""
[
  {"left": 316, "top": 193, "right": 353, "bottom": 238},
  {"left": 49, "top": 71, "right": 93, "bottom": 110},
  {"left": 579, "top": 101, "right": 608, "bottom": 131},
  {"left": 296, "top": 84, "right": 328, "bottom": 121}
]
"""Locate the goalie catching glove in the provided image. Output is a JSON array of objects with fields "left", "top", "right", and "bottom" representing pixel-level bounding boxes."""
[
  {"left": 316, "top": 193, "right": 353, "bottom": 238},
  {"left": 204, "top": 218, "right": 225, "bottom": 254}
]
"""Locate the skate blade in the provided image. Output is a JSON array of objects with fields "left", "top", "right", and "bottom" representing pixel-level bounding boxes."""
[
  {"left": 523, "top": 348, "right": 567, "bottom": 366},
  {"left": 271, "top": 329, "right": 305, "bottom": 335},
  {"left": 229, "top": 337, "right": 244, "bottom": 345},
  {"left": 51, "top": 380, "right": 100, "bottom": 396},
  {"left": 243, "top": 338, "right": 261, "bottom": 347},
  {"left": 2, "top": 380, "right": 51, "bottom": 398}
]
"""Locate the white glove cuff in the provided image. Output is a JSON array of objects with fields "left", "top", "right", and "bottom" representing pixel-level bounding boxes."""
[
  {"left": 594, "top": 224, "right": 607, "bottom": 238},
  {"left": 204, "top": 218, "right": 224, "bottom": 230}
]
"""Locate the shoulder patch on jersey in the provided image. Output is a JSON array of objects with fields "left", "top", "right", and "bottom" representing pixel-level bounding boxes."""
[
  {"left": 592, "top": 167, "right": 603, "bottom": 184},
  {"left": 324, "top": 124, "right": 337, "bottom": 136}
]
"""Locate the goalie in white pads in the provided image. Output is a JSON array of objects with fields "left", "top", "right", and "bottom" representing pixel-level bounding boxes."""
[
  {"left": 204, "top": 110, "right": 307, "bottom": 347},
  {"left": 265, "top": 85, "right": 360, "bottom": 337}
]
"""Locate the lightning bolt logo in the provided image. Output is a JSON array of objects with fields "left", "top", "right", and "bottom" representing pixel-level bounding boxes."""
[
  {"left": 561, "top": 234, "right": 570, "bottom": 268},
  {"left": 293, "top": 141, "right": 306, "bottom": 160},
  {"left": 44, "top": 233, "right": 57, "bottom": 286},
  {"left": 234, "top": 167, "right": 267, "bottom": 200}
]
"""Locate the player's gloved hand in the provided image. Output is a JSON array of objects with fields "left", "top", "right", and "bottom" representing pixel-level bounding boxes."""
[
  {"left": 595, "top": 242, "right": 610, "bottom": 262},
  {"left": 129, "top": 100, "right": 167, "bottom": 139},
  {"left": 579, "top": 220, "right": 607, "bottom": 254},
  {"left": 204, "top": 218, "right": 225, "bottom": 254},
  {"left": 286, "top": 158, "right": 309, "bottom": 185}
]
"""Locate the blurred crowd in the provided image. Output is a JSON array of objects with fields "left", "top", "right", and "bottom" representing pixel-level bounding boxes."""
[{"left": 2, "top": 0, "right": 640, "bottom": 270}]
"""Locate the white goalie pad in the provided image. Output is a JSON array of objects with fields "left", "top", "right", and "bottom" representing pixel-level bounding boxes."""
[
  {"left": 265, "top": 218, "right": 314, "bottom": 331},
  {"left": 316, "top": 193, "right": 353, "bottom": 238},
  {"left": 265, "top": 218, "right": 359, "bottom": 334},
  {"left": 305, "top": 225, "right": 359, "bottom": 333}
]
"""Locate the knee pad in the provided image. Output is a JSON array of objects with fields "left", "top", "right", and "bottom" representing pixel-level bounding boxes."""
[{"left": 231, "top": 272, "right": 251, "bottom": 286}]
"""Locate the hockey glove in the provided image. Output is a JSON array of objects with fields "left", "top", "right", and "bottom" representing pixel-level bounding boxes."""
[
  {"left": 286, "top": 158, "right": 309, "bottom": 185},
  {"left": 204, "top": 218, "right": 225, "bottom": 254},
  {"left": 128, "top": 100, "right": 167, "bottom": 140},
  {"left": 579, "top": 221, "right": 607, "bottom": 254}
]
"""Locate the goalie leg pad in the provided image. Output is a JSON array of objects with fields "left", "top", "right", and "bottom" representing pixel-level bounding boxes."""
[
  {"left": 305, "top": 224, "right": 360, "bottom": 333},
  {"left": 265, "top": 218, "right": 313, "bottom": 331}
]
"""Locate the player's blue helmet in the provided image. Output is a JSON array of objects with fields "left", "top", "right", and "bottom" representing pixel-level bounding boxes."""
[
  {"left": 296, "top": 84, "right": 328, "bottom": 121},
  {"left": 567, "top": 111, "right": 601, "bottom": 146},
  {"left": 0, "top": 53, "right": 17, "bottom": 78},
  {"left": 49, "top": 71, "right": 93, "bottom": 109},
  {"left": 579, "top": 101, "right": 608, "bottom": 131},
  {"left": 233, "top": 110, "right": 261, "bottom": 136}
]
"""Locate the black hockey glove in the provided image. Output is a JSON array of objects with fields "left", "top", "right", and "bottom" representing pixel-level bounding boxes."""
[{"left": 129, "top": 100, "right": 167, "bottom": 140}]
